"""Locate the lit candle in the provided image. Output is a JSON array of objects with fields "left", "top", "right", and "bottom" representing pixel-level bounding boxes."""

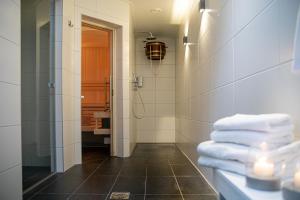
[
  {"left": 253, "top": 157, "right": 274, "bottom": 177},
  {"left": 294, "top": 171, "right": 300, "bottom": 188}
]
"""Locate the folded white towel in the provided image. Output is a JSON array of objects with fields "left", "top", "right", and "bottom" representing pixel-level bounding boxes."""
[
  {"left": 198, "top": 156, "right": 296, "bottom": 177},
  {"left": 198, "top": 156, "right": 246, "bottom": 175},
  {"left": 214, "top": 114, "right": 293, "bottom": 132},
  {"left": 197, "top": 140, "right": 300, "bottom": 163},
  {"left": 211, "top": 130, "right": 294, "bottom": 149}
]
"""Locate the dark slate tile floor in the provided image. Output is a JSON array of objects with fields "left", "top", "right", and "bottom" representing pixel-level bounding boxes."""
[
  {"left": 24, "top": 144, "right": 216, "bottom": 200},
  {"left": 23, "top": 166, "right": 52, "bottom": 190}
]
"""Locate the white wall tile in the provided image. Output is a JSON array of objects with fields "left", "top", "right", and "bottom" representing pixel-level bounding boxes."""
[
  {"left": 0, "top": 84, "right": 20, "bottom": 126},
  {"left": 137, "top": 130, "right": 156, "bottom": 143},
  {"left": 74, "top": 142, "right": 82, "bottom": 164},
  {"left": 156, "top": 117, "right": 175, "bottom": 130},
  {"left": 0, "top": 0, "right": 20, "bottom": 44},
  {"left": 135, "top": 37, "right": 176, "bottom": 143},
  {"left": 234, "top": 0, "right": 280, "bottom": 79},
  {"left": 156, "top": 104, "right": 175, "bottom": 117},
  {"left": 176, "top": 0, "right": 300, "bottom": 190},
  {"left": 215, "top": 0, "right": 233, "bottom": 49},
  {"left": 63, "top": 121, "right": 75, "bottom": 146},
  {"left": 64, "top": 144, "right": 75, "bottom": 171},
  {"left": 156, "top": 78, "right": 175, "bottom": 91},
  {"left": 136, "top": 104, "right": 155, "bottom": 117},
  {"left": 156, "top": 65, "right": 175, "bottom": 78},
  {"left": 136, "top": 118, "right": 155, "bottom": 131},
  {"left": 156, "top": 91, "right": 175, "bottom": 104},
  {"left": 76, "top": 0, "right": 97, "bottom": 12},
  {"left": 136, "top": 65, "right": 155, "bottom": 78},
  {"left": 98, "top": 0, "right": 129, "bottom": 21},
  {"left": 0, "top": 1, "right": 21, "bottom": 198},
  {"left": 209, "top": 84, "right": 235, "bottom": 123},
  {"left": 0, "top": 126, "right": 21, "bottom": 173},
  {"left": 141, "top": 77, "right": 155, "bottom": 90},
  {"left": 233, "top": 0, "right": 273, "bottom": 33},
  {"left": 211, "top": 41, "right": 234, "bottom": 88},
  {"left": 0, "top": 165, "right": 22, "bottom": 200},
  {"left": 0, "top": 38, "right": 20, "bottom": 84},
  {"left": 279, "top": 0, "right": 300, "bottom": 62},
  {"left": 235, "top": 62, "right": 300, "bottom": 134},
  {"left": 155, "top": 130, "right": 175, "bottom": 143},
  {"left": 136, "top": 90, "right": 155, "bottom": 104}
]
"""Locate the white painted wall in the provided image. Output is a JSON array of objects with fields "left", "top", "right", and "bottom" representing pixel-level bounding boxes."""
[
  {"left": 58, "top": 0, "right": 135, "bottom": 171},
  {"left": 0, "top": 0, "right": 22, "bottom": 199},
  {"left": 135, "top": 37, "right": 176, "bottom": 143},
  {"left": 176, "top": 0, "right": 300, "bottom": 185}
]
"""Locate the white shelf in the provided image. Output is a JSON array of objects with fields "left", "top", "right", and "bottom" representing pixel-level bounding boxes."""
[{"left": 213, "top": 170, "right": 283, "bottom": 200}]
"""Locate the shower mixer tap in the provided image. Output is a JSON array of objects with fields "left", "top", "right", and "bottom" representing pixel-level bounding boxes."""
[{"left": 132, "top": 73, "right": 143, "bottom": 90}]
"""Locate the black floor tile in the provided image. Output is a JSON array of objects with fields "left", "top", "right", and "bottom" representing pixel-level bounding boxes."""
[
  {"left": 69, "top": 194, "right": 107, "bottom": 200},
  {"left": 64, "top": 163, "right": 100, "bottom": 179},
  {"left": 26, "top": 144, "right": 216, "bottom": 200},
  {"left": 147, "top": 165, "right": 173, "bottom": 177},
  {"left": 146, "top": 159, "right": 170, "bottom": 165},
  {"left": 132, "top": 195, "right": 145, "bottom": 200},
  {"left": 168, "top": 155, "right": 190, "bottom": 165},
  {"left": 94, "top": 164, "right": 121, "bottom": 176},
  {"left": 177, "top": 177, "right": 214, "bottom": 195},
  {"left": 120, "top": 166, "right": 146, "bottom": 177},
  {"left": 183, "top": 195, "right": 217, "bottom": 200},
  {"left": 171, "top": 164, "right": 199, "bottom": 176},
  {"left": 30, "top": 194, "right": 70, "bottom": 200},
  {"left": 122, "top": 158, "right": 148, "bottom": 166},
  {"left": 23, "top": 166, "right": 52, "bottom": 190},
  {"left": 146, "top": 177, "right": 180, "bottom": 195},
  {"left": 111, "top": 176, "right": 146, "bottom": 194},
  {"left": 144, "top": 195, "right": 183, "bottom": 199},
  {"left": 82, "top": 147, "right": 110, "bottom": 164},
  {"left": 23, "top": 174, "right": 62, "bottom": 200},
  {"left": 40, "top": 175, "right": 86, "bottom": 194},
  {"left": 101, "top": 157, "right": 125, "bottom": 168},
  {"left": 75, "top": 175, "right": 115, "bottom": 194}
]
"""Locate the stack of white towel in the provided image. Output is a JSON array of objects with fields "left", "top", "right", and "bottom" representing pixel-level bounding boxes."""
[{"left": 197, "top": 114, "right": 300, "bottom": 175}]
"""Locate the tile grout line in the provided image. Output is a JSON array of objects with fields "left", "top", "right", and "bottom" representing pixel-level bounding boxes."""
[
  {"left": 104, "top": 163, "right": 124, "bottom": 200},
  {"left": 67, "top": 158, "right": 109, "bottom": 199},
  {"left": 176, "top": 146, "right": 218, "bottom": 195},
  {"left": 168, "top": 160, "right": 185, "bottom": 200}
]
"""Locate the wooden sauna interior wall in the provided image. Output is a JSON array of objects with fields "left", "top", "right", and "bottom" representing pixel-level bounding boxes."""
[{"left": 81, "top": 24, "right": 111, "bottom": 131}]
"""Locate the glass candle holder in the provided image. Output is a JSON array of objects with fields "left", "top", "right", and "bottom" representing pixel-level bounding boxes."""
[
  {"left": 246, "top": 142, "right": 284, "bottom": 191},
  {"left": 282, "top": 159, "right": 300, "bottom": 200}
]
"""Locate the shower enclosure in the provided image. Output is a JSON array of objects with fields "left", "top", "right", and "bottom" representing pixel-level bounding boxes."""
[{"left": 21, "top": 0, "right": 55, "bottom": 191}]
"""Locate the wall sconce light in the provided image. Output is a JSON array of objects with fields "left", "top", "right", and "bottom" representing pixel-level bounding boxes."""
[
  {"left": 199, "top": 0, "right": 205, "bottom": 13},
  {"left": 183, "top": 36, "right": 188, "bottom": 45}
]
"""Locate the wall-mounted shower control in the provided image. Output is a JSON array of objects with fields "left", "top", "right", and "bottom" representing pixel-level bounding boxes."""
[{"left": 132, "top": 73, "right": 143, "bottom": 90}]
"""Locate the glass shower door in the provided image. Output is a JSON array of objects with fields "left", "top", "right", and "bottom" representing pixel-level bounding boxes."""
[{"left": 21, "top": 0, "right": 55, "bottom": 191}]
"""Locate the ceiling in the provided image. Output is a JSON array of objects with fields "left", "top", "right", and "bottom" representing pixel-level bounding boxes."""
[{"left": 129, "top": 0, "right": 179, "bottom": 38}]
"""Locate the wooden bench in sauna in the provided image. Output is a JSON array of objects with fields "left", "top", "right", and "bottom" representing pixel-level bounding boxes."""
[{"left": 93, "top": 111, "right": 110, "bottom": 135}]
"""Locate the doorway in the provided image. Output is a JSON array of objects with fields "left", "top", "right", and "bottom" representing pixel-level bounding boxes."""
[{"left": 81, "top": 23, "right": 113, "bottom": 163}]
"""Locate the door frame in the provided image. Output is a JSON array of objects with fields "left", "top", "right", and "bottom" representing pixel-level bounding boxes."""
[{"left": 80, "top": 20, "right": 117, "bottom": 156}]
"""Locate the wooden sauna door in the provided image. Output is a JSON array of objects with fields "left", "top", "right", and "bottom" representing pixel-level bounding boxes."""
[{"left": 81, "top": 24, "right": 111, "bottom": 132}]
